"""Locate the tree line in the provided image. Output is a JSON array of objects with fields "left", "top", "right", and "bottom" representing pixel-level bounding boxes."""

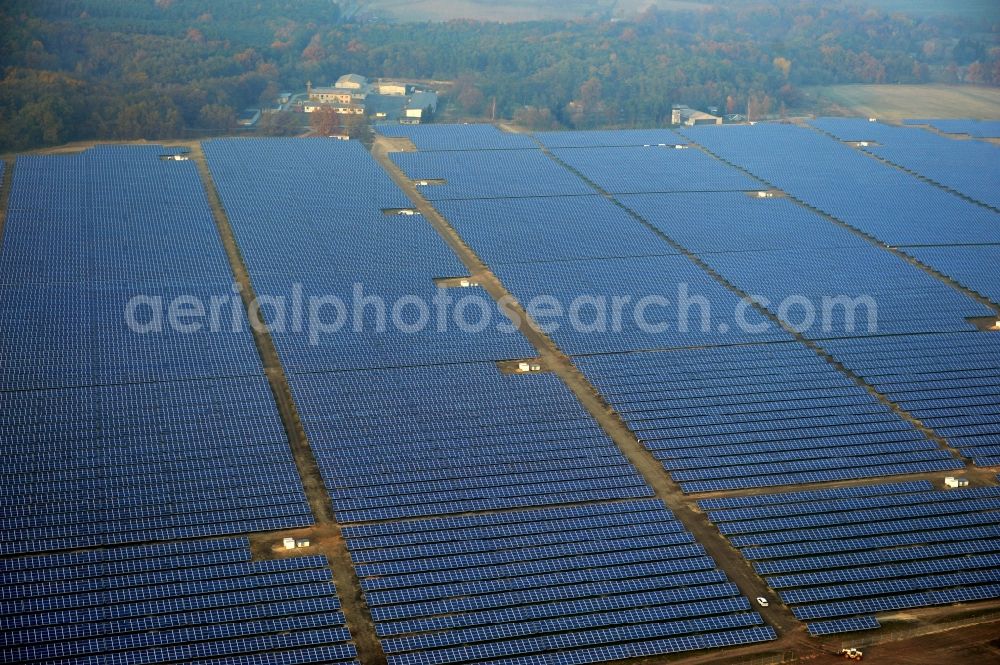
[{"left": 1, "top": 0, "right": 997, "bottom": 150}]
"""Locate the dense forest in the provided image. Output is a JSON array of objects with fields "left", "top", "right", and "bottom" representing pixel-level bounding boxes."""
[{"left": 0, "top": 0, "right": 997, "bottom": 151}]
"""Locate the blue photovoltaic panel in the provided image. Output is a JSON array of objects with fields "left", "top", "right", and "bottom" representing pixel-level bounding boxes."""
[
  {"left": 391, "top": 149, "right": 596, "bottom": 200},
  {"left": 819, "top": 332, "right": 1000, "bottom": 466},
  {"left": 204, "top": 138, "right": 534, "bottom": 372},
  {"left": 341, "top": 501, "right": 774, "bottom": 664},
  {"left": 704, "top": 482, "right": 1000, "bottom": 632},
  {"left": 576, "top": 345, "right": 940, "bottom": 492},
  {"left": 431, "top": 196, "right": 677, "bottom": 265},
  {"left": 811, "top": 118, "right": 1000, "bottom": 209},
  {"left": 290, "top": 363, "right": 654, "bottom": 523},
  {"left": 534, "top": 128, "right": 686, "bottom": 149},
  {"left": 616, "top": 191, "right": 869, "bottom": 254},
  {"left": 681, "top": 123, "right": 1000, "bottom": 246},
  {"left": 492, "top": 255, "right": 784, "bottom": 355},
  {"left": 903, "top": 118, "right": 1000, "bottom": 138},
  {"left": 902, "top": 246, "right": 1000, "bottom": 306},
  {"left": 0, "top": 539, "right": 357, "bottom": 664},
  {"left": 806, "top": 616, "right": 880, "bottom": 636},
  {"left": 550, "top": 145, "right": 760, "bottom": 194},
  {"left": 0, "top": 146, "right": 311, "bottom": 554},
  {"left": 376, "top": 123, "right": 538, "bottom": 151}
]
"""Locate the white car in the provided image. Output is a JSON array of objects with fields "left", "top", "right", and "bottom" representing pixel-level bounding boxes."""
[{"left": 756, "top": 597, "right": 769, "bottom": 607}]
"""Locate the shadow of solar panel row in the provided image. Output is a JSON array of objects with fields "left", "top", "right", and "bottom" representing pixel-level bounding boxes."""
[
  {"left": 288, "top": 363, "right": 654, "bottom": 523},
  {"left": 492, "top": 255, "right": 785, "bottom": 355},
  {"left": 681, "top": 123, "right": 1000, "bottom": 246},
  {"left": 576, "top": 344, "right": 956, "bottom": 492},
  {"left": 376, "top": 124, "right": 539, "bottom": 151},
  {"left": 811, "top": 118, "right": 1000, "bottom": 210},
  {"left": 550, "top": 145, "right": 761, "bottom": 194},
  {"left": 342, "top": 501, "right": 775, "bottom": 665},
  {"left": 700, "top": 483, "right": 1000, "bottom": 625},
  {"left": 391, "top": 150, "right": 596, "bottom": 201},
  {"left": 0, "top": 538, "right": 357, "bottom": 664},
  {"left": 902, "top": 118, "right": 1000, "bottom": 139},
  {"left": 818, "top": 332, "right": 1000, "bottom": 467},
  {"left": 806, "top": 616, "right": 880, "bottom": 637},
  {"left": 534, "top": 128, "right": 686, "bottom": 149},
  {"left": 0, "top": 376, "right": 310, "bottom": 555},
  {"left": 432, "top": 196, "right": 677, "bottom": 265},
  {"left": 204, "top": 138, "right": 534, "bottom": 372}
]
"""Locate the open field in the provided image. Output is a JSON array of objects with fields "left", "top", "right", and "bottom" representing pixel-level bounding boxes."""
[{"left": 807, "top": 84, "right": 1000, "bottom": 121}]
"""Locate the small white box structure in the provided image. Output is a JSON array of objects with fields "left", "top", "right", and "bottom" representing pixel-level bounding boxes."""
[
  {"left": 993, "top": 320, "right": 1000, "bottom": 329},
  {"left": 530, "top": 364, "right": 542, "bottom": 372},
  {"left": 756, "top": 191, "right": 774, "bottom": 199},
  {"left": 674, "top": 144, "right": 688, "bottom": 150},
  {"left": 296, "top": 539, "right": 311, "bottom": 548},
  {"left": 944, "top": 477, "right": 969, "bottom": 488},
  {"left": 283, "top": 537, "right": 297, "bottom": 550},
  {"left": 868, "top": 117, "right": 877, "bottom": 122},
  {"left": 517, "top": 362, "right": 531, "bottom": 372}
]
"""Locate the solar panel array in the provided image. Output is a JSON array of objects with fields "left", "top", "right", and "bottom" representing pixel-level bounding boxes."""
[
  {"left": 204, "top": 138, "right": 533, "bottom": 372},
  {"left": 290, "top": 363, "right": 655, "bottom": 523},
  {"left": 0, "top": 538, "right": 358, "bottom": 664},
  {"left": 391, "top": 150, "right": 597, "bottom": 200},
  {"left": 1, "top": 147, "right": 263, "bottom": 388},
  {"left": 701, "top": 482, "right": 1000, "bottom": 629},
  {"left": 615, "top": 192, "right": 991, "bottom": 338},
  {"left": 376, "top": 123, "right": 538, "bottom": 151},
  {"left": 205, "top": 134, "right": 780, "bottom": 663},
  {"left": 903, "top": 118, "right": 1000, "bottom": 138},
  {"left": 902, "top": 245, "right": 1000, "bottom": 305},
  {"left": 0, "top": 145, "right": 311, "bottom": 554},
  {"left": 550, "top": 145, "right": 761, "bottom": 194},
  {"left": 391, "top": 124, "right": 982, "bottom": 495},
  {"left": 432, "top": 196, "right": 676, "bottom": 265},
  {"left": 576, "top": 345, "right": 959, "bottom": 493},
  {"left": 681, "top": 123, "right": 1000, "bottom": 246},
  {"left": 344, "top": 500, "right": 776, "bottom": 665},
  {"left": 811, "top": 118, "right": 1000, "bottom": 209},
  {"left": 820, "top": 332, "right": 1000, "bottom": 467},
  {"left": 492, "top": 254, "right": 786, "bottom": 354},
  {"left": 615, "top": 191, "right": 866, "bottom": 254},
  {"left": 806, "top": 615, "right": 880, "bottom": 636},
  {"left": 535, "top": 128, "right": 686, "bottom": 149}
]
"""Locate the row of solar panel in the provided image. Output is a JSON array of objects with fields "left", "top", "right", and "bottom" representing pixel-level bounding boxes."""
[
  {"left": 903, "top": 118, "right": 1000, "bottom": 138},
  {"left": 819, "top": 332, "right": 1000, "bottom": 466},
  {"left": 1, "top": 538, "right": 357, "bottom": 664},
  {"left": 341, "top": 500, "right": 774, "bottom": 664},
  {"left": 701, "top": 483, "right": 1000, "bottom": 627},
  {"left": 204, "top": 138, "right": 535, "bottom": 372},
  {"left": 811, "top": 118, "right": 1000, "bottom": 209},
  {"left": 681, "top": 123, "right": 1000, "bottom": 246},
  {"left": 574, "top": 343, "right": 953, "bottom": 491}
]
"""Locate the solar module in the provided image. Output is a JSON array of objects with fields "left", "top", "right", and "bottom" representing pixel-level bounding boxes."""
[
  {"left": 0, "top": 146, "right": 311, "bottom": 554},
  {"left": 681, "top": 123, "right": 1000, "bottom": 246},
  {"left": 0, "top": 539, "right": 357, "bottom": 664},
  {"left": 700, "top": 483, "right": 1000, "bottom": 630},
  {"left": 811, "top": 118, "right": 1000, "bottom": 209}
]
